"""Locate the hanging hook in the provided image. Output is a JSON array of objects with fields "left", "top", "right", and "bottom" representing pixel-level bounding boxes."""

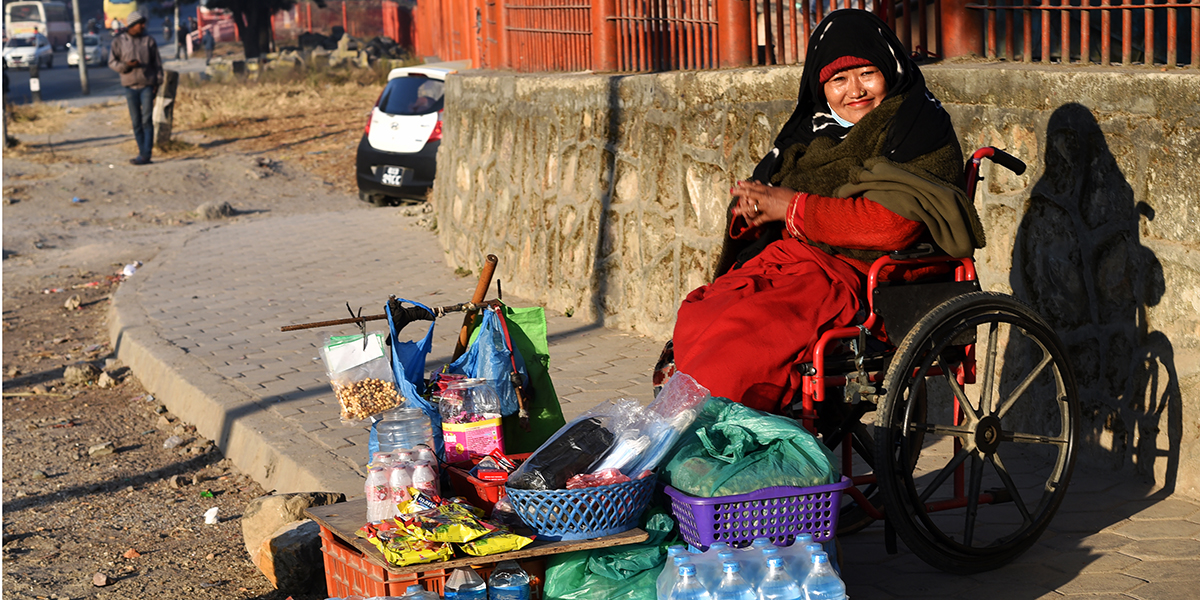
[{"left": 346, "top": 302, "right": 367, "bottom": 349}]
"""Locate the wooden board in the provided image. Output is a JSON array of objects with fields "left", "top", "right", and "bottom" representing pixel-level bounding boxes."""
[{"left": 305, "top": 498, "right": 650, "bottom": 575}]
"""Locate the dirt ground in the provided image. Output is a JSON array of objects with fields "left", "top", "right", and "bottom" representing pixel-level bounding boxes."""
[{"left": 2, "top": 76, "right": 418, "bottom": 599}]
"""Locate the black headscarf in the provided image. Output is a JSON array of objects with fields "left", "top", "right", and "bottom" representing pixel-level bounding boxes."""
[{"left": 750, "top": 9, "right": 956, "bottom": 183}]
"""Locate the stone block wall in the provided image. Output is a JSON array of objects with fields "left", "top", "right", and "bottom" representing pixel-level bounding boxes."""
[{"left": 431, "top": 65, "right": 1200, "bottom": 495}]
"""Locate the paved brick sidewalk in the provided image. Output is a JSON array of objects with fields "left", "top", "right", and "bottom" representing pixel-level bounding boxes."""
[{"left": 109, "top": 208, "right": 1200, "bottom": 599}]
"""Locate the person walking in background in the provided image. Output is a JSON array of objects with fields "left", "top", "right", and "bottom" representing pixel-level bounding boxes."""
[
  {"left": 162, "top": 21, "right": 171, "bottom": 44},
  {"left": 175, "top": 19, "right": 189, "bottom": 59},
  {"left": 202, "top": 28, "right": 215, "bottom": 65},
  {"left": 109, "top": 10, "right": 163, "bottom": 166}
]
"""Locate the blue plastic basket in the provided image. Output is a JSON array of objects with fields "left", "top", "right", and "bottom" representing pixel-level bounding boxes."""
[{"left": 504, "top": 475, "right": 657, "bottom": 541}]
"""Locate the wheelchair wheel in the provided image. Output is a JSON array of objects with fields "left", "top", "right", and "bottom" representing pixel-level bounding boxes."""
[{"left": 875, "top": 291, "right": 1079, "bottom": 574}]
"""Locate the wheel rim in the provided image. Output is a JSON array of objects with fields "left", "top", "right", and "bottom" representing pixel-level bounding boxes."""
[{"left": 880, "top": 299, "right": 1077, "bottom": 566}]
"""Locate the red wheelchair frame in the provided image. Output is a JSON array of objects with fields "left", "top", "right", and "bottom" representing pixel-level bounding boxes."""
[{"left": 789, "top": 147, "right": 1079, "bottom": 574}]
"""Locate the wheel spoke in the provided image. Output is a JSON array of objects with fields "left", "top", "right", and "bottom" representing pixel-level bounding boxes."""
[
  {"left": 1007, "top": 430, "right": 1069, "bottom": 445},
  {"left": 979, "top": 321, "right": 1000, "bottom": 415},
  {"left": 963, "top": 454, "right": 985, "bottom": 547},
  {"left": 988, "top": 452, "right": 1032, "bottom": 524},
  {"left": 941, "top": 368, "right": 981, "bottom": 425},
  {"left": 918, "top": 447, "right": 973, "bottom": 505},
  {"left": 996, "top": 352, "right": 1053, "bottom": 420}
]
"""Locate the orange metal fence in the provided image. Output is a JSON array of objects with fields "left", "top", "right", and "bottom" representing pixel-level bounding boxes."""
[{"left": 970, "top": 0, "right": 1196, "bottom": 67}]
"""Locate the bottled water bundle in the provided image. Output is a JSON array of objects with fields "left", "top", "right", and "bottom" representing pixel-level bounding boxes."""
[{"left": 660, "top": 538, "right": 847, "bottom": 600}]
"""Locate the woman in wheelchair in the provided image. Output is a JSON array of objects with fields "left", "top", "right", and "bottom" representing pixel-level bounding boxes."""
[{"left": 669, "top": 10, "right": 987, "bottom": 414}]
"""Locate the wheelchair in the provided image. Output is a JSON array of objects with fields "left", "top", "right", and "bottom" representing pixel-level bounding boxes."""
[{"left": 666, "top": 147, "right": 1080, "bottom": 575}]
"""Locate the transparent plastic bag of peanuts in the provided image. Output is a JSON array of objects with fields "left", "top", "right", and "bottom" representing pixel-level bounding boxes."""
[{"left": 319, "top": 332, "right": 404, "bottom": 423}]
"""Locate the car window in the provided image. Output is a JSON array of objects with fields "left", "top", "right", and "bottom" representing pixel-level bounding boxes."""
[
  {"left": 83, "top": 35, "right": 100, "bottom": 46},
  {"left": 7, "top": 38, "right": 35, "bottom": 48},
  {"left": 379, "top": 76, "right": 445, "bottom": 116}
]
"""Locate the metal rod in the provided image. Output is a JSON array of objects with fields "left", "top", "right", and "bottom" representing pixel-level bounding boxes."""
[{"left": 279, "top": 299, "right": 503, "bottom": 332}]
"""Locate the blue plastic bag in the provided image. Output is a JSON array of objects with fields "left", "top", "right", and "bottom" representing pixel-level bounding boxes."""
[
  {"left": 444, "top": 307, "right": 528, "bottom": 417},
  {"left": 367, "top": 298, "right": 441, "bottom": 462}
]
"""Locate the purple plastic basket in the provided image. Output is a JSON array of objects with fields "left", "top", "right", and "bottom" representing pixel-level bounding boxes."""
[{"left": 664, "top": 476, "right": 852, "bottom": 550}]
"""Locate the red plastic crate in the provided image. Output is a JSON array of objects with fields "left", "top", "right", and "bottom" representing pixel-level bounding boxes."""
[
  {"left": 318, "top": 524, "right": 546, "bottom": 597},
  {"left": 446, "top": 452, "right": 530, "bottom": 516}
]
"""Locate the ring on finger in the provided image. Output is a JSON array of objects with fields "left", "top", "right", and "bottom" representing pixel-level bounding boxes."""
[{"left": 754, "top": 202, "right": 760, "bottom": 214}]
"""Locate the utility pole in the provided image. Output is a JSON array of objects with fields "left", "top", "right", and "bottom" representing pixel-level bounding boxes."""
[
  {"left": 174, "top": 3, "right": 181, "bottom": 59},
  {"left": 71, "top": 0, "right": 90, "bottom": 94}
]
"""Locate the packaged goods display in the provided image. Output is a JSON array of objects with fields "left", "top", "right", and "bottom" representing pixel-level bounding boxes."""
[
  {"left": 320, "top": 332, "right": 404, "bottom": 421},
  {"left": 437, "top": 378, "right": 505, "bottom": 462},
  {"left": 657, "top": 538, "right": 837, "bottom": 600}
]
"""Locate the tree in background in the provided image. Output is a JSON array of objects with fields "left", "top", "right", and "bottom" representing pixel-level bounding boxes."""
[{"left": 204, "top": 0, "right": 325, "bottom": 59}]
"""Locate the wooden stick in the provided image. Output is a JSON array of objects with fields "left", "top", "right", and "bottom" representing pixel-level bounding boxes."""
[
  {"left": 453, "top": 254, "right": 499, "bottom": 359},
  {"left": 2, "top": 392, "right": 70, "bottom": 398}
]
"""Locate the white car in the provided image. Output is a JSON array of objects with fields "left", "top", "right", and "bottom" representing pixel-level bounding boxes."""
[
  {"left": 67, "top": 34, "right": 108, "bottom": 66},
  {"left": 355, "top": 65, "right": 453, "bottom": 206},
  {"left": 3, "top": 33, "right": 54, "bottom": 69}
]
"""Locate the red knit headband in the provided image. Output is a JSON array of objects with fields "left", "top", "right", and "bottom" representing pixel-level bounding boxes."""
[{"left": 819, "top": 56, "right": 876, "bottom": 84}]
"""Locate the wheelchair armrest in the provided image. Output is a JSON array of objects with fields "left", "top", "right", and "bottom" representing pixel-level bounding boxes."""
[{"left": 888, "top": 243, "right": 939, "bottom": 260}]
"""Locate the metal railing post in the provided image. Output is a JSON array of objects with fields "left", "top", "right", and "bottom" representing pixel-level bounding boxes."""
[
  {"left": 941, "top": 0, "right": 983, "bottom": 58},
  {"left": 592, "top": 0, "right": 617, "bottom": 71},
  {"left": 716, "top": 0, "right": 751, "bottom": 67}
]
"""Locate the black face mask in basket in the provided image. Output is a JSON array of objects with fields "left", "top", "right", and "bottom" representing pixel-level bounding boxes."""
[{"left": 505, "top": 417, "right": 615, "bottom": 491}]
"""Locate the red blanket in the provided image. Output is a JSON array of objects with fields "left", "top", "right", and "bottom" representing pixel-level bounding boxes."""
[{"left": 674, "top": 195, "right": 925, "bottom": 413}]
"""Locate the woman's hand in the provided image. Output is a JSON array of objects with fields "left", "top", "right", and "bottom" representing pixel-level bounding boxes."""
[{"left": 731, "top": 180, "right": 796, "bottom": 228}]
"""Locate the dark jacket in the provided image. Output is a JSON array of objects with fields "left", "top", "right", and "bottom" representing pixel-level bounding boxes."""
[{"left": 108, "top": 31, "right": 163, "bottom": 89}]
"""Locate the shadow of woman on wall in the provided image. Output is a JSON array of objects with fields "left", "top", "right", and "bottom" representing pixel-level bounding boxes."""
[{"left": 1010, "top": 102, "right": 1179, "bottom": 494}]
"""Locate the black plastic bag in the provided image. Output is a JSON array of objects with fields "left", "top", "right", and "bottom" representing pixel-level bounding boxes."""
[{"left": 506, "top": 417, "right": 615, "bottom": 491}]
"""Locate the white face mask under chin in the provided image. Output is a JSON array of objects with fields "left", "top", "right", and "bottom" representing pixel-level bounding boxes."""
[{"left": 828, "top": 103, "right": 856, "bottom": 128}]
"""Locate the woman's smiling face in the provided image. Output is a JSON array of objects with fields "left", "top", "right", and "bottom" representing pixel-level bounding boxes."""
[{"left": 823, "top": 66, "right": 887, "bottom": 124}]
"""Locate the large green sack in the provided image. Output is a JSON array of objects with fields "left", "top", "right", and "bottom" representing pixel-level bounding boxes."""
[
  {"left": 466, "top": 305, "right": 567, "bottom": 454},
  {"left": 544, "top": 509, "right": 676, "bottom": 600},
  {"left": 660, "top": 397, "right": 837, "bottom": 497}
]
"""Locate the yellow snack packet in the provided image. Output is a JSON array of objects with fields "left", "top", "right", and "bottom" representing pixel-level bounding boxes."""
[
  {"left": 396, "top": 503, "right": 493, "bottom": 544},
  {"left": 367, "top": 530, "right": 455, "bottom": 567},
  {"left": 459, "top": 528, "right": 534, "bottom": 557}
]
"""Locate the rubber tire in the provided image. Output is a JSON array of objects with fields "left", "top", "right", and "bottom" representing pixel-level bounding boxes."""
[{"left": 874, "top": 291, "right": 1079, "bottom": 574}]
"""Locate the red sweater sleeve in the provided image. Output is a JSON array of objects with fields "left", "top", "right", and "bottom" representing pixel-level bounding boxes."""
[{"left": 802, "top": 194, "right": 926, "bottom": 251}]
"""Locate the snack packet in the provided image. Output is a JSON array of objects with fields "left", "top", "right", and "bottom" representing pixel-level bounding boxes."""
[
  {"left": 370, "top": 531, "right": 455, "bottom": 567},
  {"left": 396, "top": 503, "right": 493, "bottom": 544},
  {"left": 459, "top": 528, "right": 534, "bottom": 557}
]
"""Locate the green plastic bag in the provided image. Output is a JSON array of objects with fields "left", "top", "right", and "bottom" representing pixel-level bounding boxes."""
[
  {"left": 544, "top": 509, "right": 676, "bottom": 600},
  {"left": 660, "top": 397, "right": 837, "bottom": 497},
  {"left": 466, "top": 305, "right": 567, "bottom": 454}
]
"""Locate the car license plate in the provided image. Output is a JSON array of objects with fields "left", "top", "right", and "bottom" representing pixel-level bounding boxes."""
[{"left": 380, "top": 166, "right": 408, "bottom": 186}]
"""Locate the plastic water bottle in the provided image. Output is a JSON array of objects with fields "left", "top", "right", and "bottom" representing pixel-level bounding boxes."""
[
  {"left": 403, "top": 584, "right": 439, "bottom": 599},
  {"left": 364, "top": 461, "right": 391, "bottom": 523},
  {"left": 659, "top": 555, "right": 693, "bottom": 599},
  {"left": 489, "top": 560, "right": 532, "bottom": 600},
  {"left": 756, "top": 556, "right": 802, "bottom": 600},
  {"left": 445, "top": 567, "right": 488, "bottom": 600},
  {"left": 749, "top": 546, "right": 781, "bottom": 587},
  {"left": 747, "top": 538, "right": 775, "bottom": 552},
  {"left": 779, "top": 534, "right": 813, "bottom": 574},
  {"left": 714, "top": 562, "right": 756, "bottom": 600},
  {"left": 800, "top": 553, "right": 846, "bottom": 600},
  {"left": 668, "top": 545, "right": 690, "bottom": 559},
  {"left": 668, "top": 563, "right": 713, "bottom": 600},
  {"left": 699, "top": 550, "right": 738, "bottom": 591}
]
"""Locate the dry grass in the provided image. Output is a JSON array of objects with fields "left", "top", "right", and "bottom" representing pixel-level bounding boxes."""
[
  {"left": 175, "top": 67, "right": 391, "bottom": 192},
  {"left": 6, "top": 103, "right": 72, "bottom": 136}
]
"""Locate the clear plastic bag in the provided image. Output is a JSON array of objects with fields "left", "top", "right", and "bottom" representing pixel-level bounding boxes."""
[{"left": 319, "top": 332, "right": 404, "bottom": 422}]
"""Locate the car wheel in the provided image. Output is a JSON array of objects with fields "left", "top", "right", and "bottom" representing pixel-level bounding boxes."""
[{"left": 46, "top": 56, "right": 53, "bottom": 68}]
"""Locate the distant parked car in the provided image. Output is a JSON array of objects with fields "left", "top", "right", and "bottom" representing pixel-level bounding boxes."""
[
  {"left": 3, "top": 33, "right": 53, "bottom": 69},
  {"left": 355, "top": 65, "right": 453, "bottom": 206},
  {"left": 67, "top": 34, "right": 108, "bottom": 66}
]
